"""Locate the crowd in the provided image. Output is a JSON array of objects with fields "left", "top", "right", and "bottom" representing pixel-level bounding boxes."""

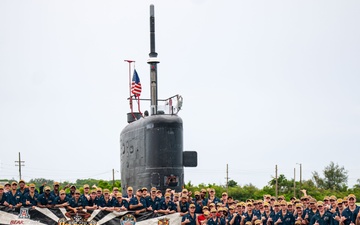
[{"left": 0, "top": 180, "right": 360, "bottom": 225}]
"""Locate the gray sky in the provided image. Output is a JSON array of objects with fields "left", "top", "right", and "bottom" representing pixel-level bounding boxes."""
[{"left": 1, "top": 0, "right": 359, "bottom": 189}]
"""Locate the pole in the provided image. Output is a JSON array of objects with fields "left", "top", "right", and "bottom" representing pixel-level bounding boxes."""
[
  {"left": 297, "top": 163, "right": 302, "bottom": 192},
  {"left": 19, "top": 153, "right": 21, "bottom": 180},
  {"left": 300, "top": 163, "right": 302, "bottom": 191},
  {"left": 124, "top": 60, "right": 135, "bottom": 98},
  {"left": 275, "top": 165, "right": 278, "bottom": 199},
  {"left": 112, "top": 169, "right": 115, "bottom": 187},
  {"left": 226, "top": 164, "right": 229, "bottom": 193},
  {"left": 14, "top": 152, "right": 25, "bottom": 180},
  {"left": 294, "top": 168, "right": 296, "bottom": 198}
]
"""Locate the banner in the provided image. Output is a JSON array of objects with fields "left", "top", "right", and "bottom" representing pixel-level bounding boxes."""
[{"left": 0, "top": 207, "right": 182, "bottom": 225}]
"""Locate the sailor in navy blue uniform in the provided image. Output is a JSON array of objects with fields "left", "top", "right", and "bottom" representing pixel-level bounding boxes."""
[
  {"left": 22, "top": 183, "right": 38, "bottom": 208},
  {"left": 5, "top": 181, "right": 23, "bottom": 209},
  {"left": 207, "top": 188, "right": 221, "bottom": 206},
  {"left": 113, "top": 193, "right": 129, "bottom": 212},
  {"left": 179, "top": 195, "right": 190, "bottom": 216},
  {"left": 129, "top": 189, "right": 147, "bottom": 214},
  {"left": 310, "top": 201, "right": 332, "bottom": 225},
  {"left": 341, "top": 194, "right": 360, "bottom": 225},
  {"left": 145, "top": 187, "right": 161, "bottom": 212},
  {"left": 0, "top": 185, "right": 7, "bottom": 206},
  {"left": 207, "top": 208, "right": 226, "bottom": 225},
  {"left": 274, "top": 201, "right": 295, "bottom": 225},
  {"left": 155, "top": 192, "right": 177, "bottom": 215},
  {"left": 85, "top": 189, "right": 100, "bottom": 211},
  {"left": 37, "top": 186, "right": 54, "bottom": 208},
  {"left": 17, "top": 179, "right": 29, "bottom": 197},
  {"left": 52, "top": 190, "right": 69, "bottom": 208},
  {"left": 181, "top": 203, "right": 198, "bottom": 225}
]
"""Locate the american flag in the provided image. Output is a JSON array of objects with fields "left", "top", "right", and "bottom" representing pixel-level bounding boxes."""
[{"left": 131, "top": 69, "right": 142, "bottom": 97}]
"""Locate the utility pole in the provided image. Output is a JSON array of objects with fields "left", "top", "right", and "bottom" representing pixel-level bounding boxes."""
[
  {"left": 14, "top": 152, "right": 25, "bottom": 180},
  {"left": 300, "top": 163, "right": 302, "bottom": 190},
  {"left": 225, "top": 164, "right": 229, "bottom": 193},
  {"left": 297, "top": 163, "right": 302, "bottom": 192},
  {"left": 294, "top": 167, "right": 296, "bottom": 198},
  {"left": 275, "top": 165, "right": 278, "bottom": 199},
  {"left": 112, "top": 169, "right": 115, "bottom": 187}
]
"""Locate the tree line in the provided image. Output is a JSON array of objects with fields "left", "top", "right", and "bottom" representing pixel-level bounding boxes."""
[{"left": 1, "top": 162, "right": 359, "bottom": 201}]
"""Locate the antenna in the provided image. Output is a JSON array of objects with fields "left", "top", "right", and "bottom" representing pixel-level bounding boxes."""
[{"left": 147, "top": 4, "right": 160, "bottom": 115}]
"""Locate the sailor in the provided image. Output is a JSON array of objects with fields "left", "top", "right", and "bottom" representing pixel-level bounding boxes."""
[
  {"left": 181, "top": 203, "right": 198, "bottom": 225},
  {"left": 305, "top": 199, "right": 319, "bottom": 224},
  {"left": 85, "top": 189, "right": 100, "bottom": 211},
  {"left": 0, "top": 185, "right": 7, "bottom": 206},
  {"left": 294, "top": 203, "right": 306, "bottom": 225},
  {"left": 341, "top": 194, "right": 360, "bottom": 225},
  {"left": 145, "top": 187, "right": 161, "bottom": 212},
  {"left": 66, "top": 184, "right": 77, "bottom": 198},
  {"left": 309, "top": 201, "right": 332, "bottom": 225},
  {"left": 66, "top": 189, "right": 90, "bottom": 219},
  {"left": 243, "top": 202, "right": 261, "bottom": 224},
  {"left": 37, "top": 186, "right": 54, "bottom": 208},
  {"left": 22, "top": 183, "right": 38, "bottom": 208},
  {"left": 178, "top": 195, "right": 190, "bottom": 216},
  {"left": 17, "top": 179, "right": 29, "bottom": 196},
  {"left": 5, "top": 181, "right": 22, "bottom": 209},
  {"left": 96, "top": 187, "right": 104, "bottom": 200},
  {"left": 110, "top": 186, "right": 119, "bottom": 201},
  {"left": 3, "top": 182, "right": 11, "bottom": 193},
  {"left": 197, "top": 210, "right": 210, "bottom": 225},
  {"left": 227, "top": 205, "right": 239, "bottom": 225},
  {"left": 261, "top": 202, "right": 273, "bottom": 225},
  {"left": 129, "top": 189, "right": 147, "bottom": 214},
  {"left": 80, "top": 184, "right": 90, "bottom": 202},
  {"left": 207, "top": 208, "right": 226, "bottom": 225},
  {"left": 155, "top": 192, "right": 177, "bottom": 215},
  {"left": 98, "top": 189, "right": 114, "bottom": 211},
  {"left": 193, "top": 191, "right": 205, "bottom": 213},
  {"left": 173, "top": 193, "right": 180, "bottom": 204},
  {"left": 273, "top": 201, "right": 295, "bottom": 225},
  {"left": 53, "top": 190, "right": 69, "bottom": 208},
  {"left": 113, "top": 193, "right": 129, "bottom": 212},
  {"left": 123, "top": 186, "right": 135, "bottom": 202},
  {"left": 50, "top": 182, "right": 61, "bottom": 198},
  {"left": 141, "top": 187, "right": 149, "bottom": 197},
  {"left": 207, "top": 188, "right": 220, "bottom": 206},
  {"left": 156, "top": 190, "right": 163, "bottom": 199},
  {"left": 200, "top": 188, "right": 209, "bottom": 206},
  {"left": 332, "top": 199, "right": 345, "bottom": 225},
  {"left": 220, "top": 192, "right": 229, "bottom": 208}
]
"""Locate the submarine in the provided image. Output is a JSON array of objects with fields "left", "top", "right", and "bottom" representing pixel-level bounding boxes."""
[{"left": 120, "top": 5, "right": 197, "bottom": 194}]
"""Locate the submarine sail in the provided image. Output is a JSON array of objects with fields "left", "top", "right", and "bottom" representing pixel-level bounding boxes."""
[{"left": 120, "top": 5, "right": 197, "bottom": 194}]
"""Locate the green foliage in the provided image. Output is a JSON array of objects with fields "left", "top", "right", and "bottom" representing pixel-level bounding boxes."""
[
  {"left": 183, "top": 162, "right": 355, "bottom": 202},
  {"left": 10, "top": 162, "right": 356, "bottom": 200},
  {"left": 228, "top": 180, "right": 238, "bottom": 187},
  {"left": 312, "top": 162, "right": 348, "bottom": 191}
]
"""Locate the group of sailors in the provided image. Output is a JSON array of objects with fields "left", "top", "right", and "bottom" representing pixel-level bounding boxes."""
[{"left": 0, "top": 180, "right": 359, "bottom": 225}]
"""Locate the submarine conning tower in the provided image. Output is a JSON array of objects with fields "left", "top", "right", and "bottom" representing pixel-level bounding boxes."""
[{"left": 120, "top": 5, "right": 197, "bottom": 195}]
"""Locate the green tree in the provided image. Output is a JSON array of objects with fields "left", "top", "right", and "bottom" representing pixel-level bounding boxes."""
[
  {"left": 312, "top": 162, "right": 348, "bottom": 191},
  {"left": 268, "top": 174, "right": 293, "bottom": 194},
  {"left": 228, "top": 180, "right": 238, "bottom": 187}
]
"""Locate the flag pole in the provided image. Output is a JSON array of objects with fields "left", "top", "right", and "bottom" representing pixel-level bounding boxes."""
[
  {"left": 124, "top": 60, "right": 135, "bottom": 97},
  {"left": 124, "top": 60, "right": 135, "bottom": 119}
]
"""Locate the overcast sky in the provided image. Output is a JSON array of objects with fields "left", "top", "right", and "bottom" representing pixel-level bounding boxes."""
[{"left": 0, "top": 1, "right": 359, "bottom": 189}]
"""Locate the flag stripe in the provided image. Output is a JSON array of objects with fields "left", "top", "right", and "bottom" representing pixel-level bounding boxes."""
[{"left": 131, "top": 70, "right": 142, "bottom": 97}]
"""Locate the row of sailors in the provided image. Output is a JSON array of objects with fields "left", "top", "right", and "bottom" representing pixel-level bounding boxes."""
[
  {"left": 188, "top": 195, "right": 360, "bottom": 225},
  {"left": 1, "top": 181, "right": 360, "bottom": 225}
]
